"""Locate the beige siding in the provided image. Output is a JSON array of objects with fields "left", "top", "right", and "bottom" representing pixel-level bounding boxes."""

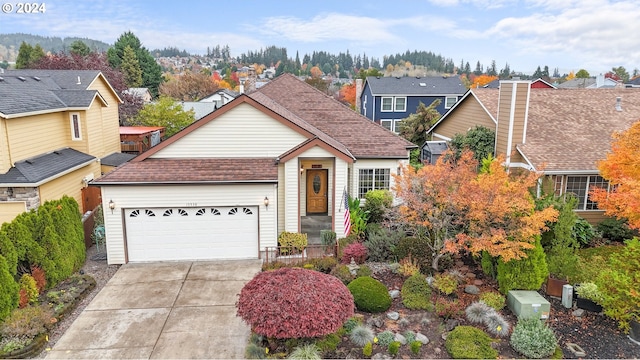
[
  {"left": 0, "top": 202, "right": 26, "bottom": 225},
  {"left": 5, "top": 112, "right": 73, "bottom": 163},
  {"left": 152, "top": 103, "right": 308, "bottom": 158},
  {"left": 0, "top": 120, "right": 10, "bottom": 173},
  {"left": 87, "top": 76, "right": 121, "bottom": 157},
  {"left": 576, "top": 211, "right": 608, "bottom": 226},
  {"left": 101, "top": 184, "right": 277, "bottom": 265},
  {"left": 496, "top": 82, "right": 530, "bottom": 162},
  {"left": 283, "top": 159, "right": 300, "bottom": 233},
  {"left": 39, "top": 161, "right": 101, "bottom": 207},
  {"left": 431, "top": 96, "right": 496, "bottom": 141}
]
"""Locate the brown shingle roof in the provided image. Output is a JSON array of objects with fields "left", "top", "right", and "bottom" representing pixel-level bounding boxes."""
[
  {"left": 471, "top": 88, "right": 499, "bottom": 119},
  {"left": 94, "top": 158, "right": 277, "bottom": 184},
  {"left": 518, "top": 88, "right": 640, "bottom": 172},
  {"left": 253, "top": 74, "right": 416, "bottom": 158}
]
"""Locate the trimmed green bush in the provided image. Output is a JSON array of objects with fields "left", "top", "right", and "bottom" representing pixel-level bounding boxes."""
[
  {"left": 0, "top": 255, "right": 18, "bottom": 321},
  {"left": 330, "top": 264, "right": 353, "bottom": 285},
  {"left": 363, "top": 189, "right": 393, "bottom": 224},
  {"left": 0, "top": 229, "right": 17, "bottom": 277},
  {"left": 410, "top": 340, "right": 422, "bottom": 355},
  {"left": 479, "top": 292, "right": 506, "bottom": 311},
  {"left": 388, "top": 341, "right": 401, "bottom": 356},
  {"left": 278, "top": 232, "right": 308, "bottom": 255},
  {"left": 445, "top": 326, "right": 498, "bottom": 359},
  {"left": 496, "top": 237, "right": 548, "bottom": 294},
  {"left": 480, "top": 251, "right": 496, "bottom": 279},
  {"left": 394, "top": 236, "right": 433, "bottom": 273},
  {"left": 401, "top": 273, "right": 432, "bottom": 310},
  {"left": 597, "top": 218, "right": 639, "bottom": 242},
  {"left": 347, "top": 276, "right": 392, "bottom": 313},
  {"left": 362, "top": 342, "right": 372, "bottom": 357},
  {"left": 433, "top": 273, "right": 459, "bottom": 295},
  {"left": 510, "top": 317, "right": 558, "bottom": 359}
]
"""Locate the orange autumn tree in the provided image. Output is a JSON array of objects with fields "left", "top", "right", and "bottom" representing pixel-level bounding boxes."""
[
  {"left": 394, "top": 151, "right": 557, "bottom": 271},
  {"left": 590, "top": 120, "right": 640, "bottom": 229},
  {"left": 339, "top": 83, "right": 356, "bottom": 109}
]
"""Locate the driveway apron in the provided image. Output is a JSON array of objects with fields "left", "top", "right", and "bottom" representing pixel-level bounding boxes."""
[{"left": 45, "top": 260, "right": 262, "bottom": 359}]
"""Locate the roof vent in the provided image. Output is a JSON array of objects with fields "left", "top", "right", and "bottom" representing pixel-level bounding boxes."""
[
  {"left": 76, "top": 76, "right": 81, "bottom": 85},
  {"left": 416, "top": 76, "right": 421, "bottom": 79},
  {"left": 395, "top": 76, "right": 401, "bottom": 79},
  {"left": 25, "top": 160, "right": 33, "bottom": 165},
  {"left": 18, "top": 76, "right": 26, "bottom": 81},
  {"left": 616, "top": 97, "right": 622, "bottom": 111},
  {"left": 0, "top": 77, "right": 3, "bottom": 82},
  {"left": 33, "top": 76, "right": 40, "bottom": 81},
  {"left": 419, "top": 83, "right": 426, "bottom": 87}
]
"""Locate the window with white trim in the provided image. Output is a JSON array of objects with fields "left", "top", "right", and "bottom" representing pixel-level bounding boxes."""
[
  {"left": 564, "top": 175, "right": 610, "bottom": 210},
  {"left": 381, "top": 97, "right": 407, "bottom": 112},
  {"left": 69, "top": 113, "right": 82, "bottom": 140},
  {"left": 380, "top": 119, "right": 402, "bottom": 133},
  {"left": 381, "top": 97, "right": 393, "bottom": 112},
  {"left": 358, "top": 168, "right": 390, "bottom": 198},
  {"left": 445, "top": 96, "right": 458, "bottom": 109}
]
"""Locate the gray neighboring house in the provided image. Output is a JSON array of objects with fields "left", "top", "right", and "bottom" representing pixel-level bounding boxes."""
[
  {"left": 181, "top": 89, "right": 240, "bottom": 120},
  {"left": 558, "top": 74, "right": 620, "bottom": 89},
  {"left": 358, "top": 76, "right": 466, "bottom": 133}
]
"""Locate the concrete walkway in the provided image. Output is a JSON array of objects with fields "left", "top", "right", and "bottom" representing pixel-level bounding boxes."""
[{"left": 46, "top": 260, "right": 262, "bottom": 359}]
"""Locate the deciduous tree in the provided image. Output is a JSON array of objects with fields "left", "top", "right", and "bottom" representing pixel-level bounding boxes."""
[
  {"left": 394, "top": 151, "right": 557, "bottom": 271},
  {"left": 471, "top": 74, "right": 498, "bottom": 88},
  {"left": 590, "top": 120, "right": 640, "bottom": 229},
  {"left": 159, "top": 70, "right": 219, "bottom": 101},
  {"left": 131, "top": 96, "right": 195, "bottom": 137},
  {"left": 338, "top": 82, "right": 356, "bottom": 109},
  {"left": 575, "top": 69, "right": 590, "bottom": 78}
]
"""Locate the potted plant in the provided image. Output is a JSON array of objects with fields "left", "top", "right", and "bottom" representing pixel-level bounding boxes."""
[{"left": 574, "top": 282, "right": 603, "bottom": 312}]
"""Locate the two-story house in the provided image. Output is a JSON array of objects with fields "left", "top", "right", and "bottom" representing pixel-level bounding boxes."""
[
  {"left": 427, "top": 81, "right": 640, "bottom": 224},
  {"left": 0, "top": 69, "right": 123, "bottom": 222},
  {"left": 359, "top": 76, "right": 466, "bottom": 133}
]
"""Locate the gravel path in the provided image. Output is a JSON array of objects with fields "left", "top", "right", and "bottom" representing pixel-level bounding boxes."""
[{"left": 36, "top": 245, "right": 121, "bottom": 358}]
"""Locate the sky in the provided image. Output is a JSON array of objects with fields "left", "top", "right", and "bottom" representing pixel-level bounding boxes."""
[{"left": 1, "top": 0, "right": 639, "bottom": 75}]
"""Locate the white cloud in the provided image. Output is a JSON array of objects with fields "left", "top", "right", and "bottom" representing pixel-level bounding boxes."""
[{"left": 428, "top": 0, "right": 515, "bottom": 9}]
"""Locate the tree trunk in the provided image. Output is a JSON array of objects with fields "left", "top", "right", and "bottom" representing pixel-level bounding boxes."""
[{"left": 432, "top": 252, "right": 443, "bottom": 272}]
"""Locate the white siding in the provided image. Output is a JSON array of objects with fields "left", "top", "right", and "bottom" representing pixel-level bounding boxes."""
[
  {"left": 102, "top": 184, "right": 277, "bottom": 265},
  {"left": 277, "top": 164, "right": 285, "bottom": 234},
  {"left": 299, "top": 146, "right": 338, "bottom": 217},
  {"left": 283, "top": 159, "right": 299, "bottom": 233},
  {"left": 151, "top": 103, "right": 308, "bottom": 158},
  {"left": 333, "top": 158, "right": 349, "bottom": 237}
]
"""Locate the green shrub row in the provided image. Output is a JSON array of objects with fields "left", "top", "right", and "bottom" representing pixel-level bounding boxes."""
[{"left": 0, "top": 196, "right": 85, "bottom": 321}]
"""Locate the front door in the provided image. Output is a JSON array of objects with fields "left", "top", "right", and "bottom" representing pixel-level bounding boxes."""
[{"left": 306, "top": 169, "right": 328, "bottom": 214}]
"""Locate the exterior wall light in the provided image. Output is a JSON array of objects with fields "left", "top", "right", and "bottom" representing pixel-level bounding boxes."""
[{"left": 108, "top": 199, "right": 116, "bottom": 213}]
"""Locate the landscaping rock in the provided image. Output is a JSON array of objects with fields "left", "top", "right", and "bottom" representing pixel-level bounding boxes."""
[
  {"left": 387, "top": 311, "right": 400, "bottom": 321},
  {"left": 445, "top": 319, "right": 459, "bottom": 331},
  {"left": 416, "top": 333, "right": 429, "bottom": 345},
  {"left": 465, "top": 272, "right": 476, "bottom": 278},
  {"left": 573, "top": 309, "right": 585, "bottom": 318},
  {"left": 372, "top": 353, "right": 391, "bottom": 360},
  {"left": 395, "top": 333, "right": 407, "bottom": 345},
  {"left": 367, "top": 315, "right": 384, "bottom": 328},
  {"left": 426, "top": 276, "right": 434, "bottom": 286},
  {"left": 434, "top": 347, "right": 441, "bottom": 355},
  {"left": 566, "top": 342, "right": 587, "bottom": 357},
  {"left": 459, "top": 266, "right": 469, "bottom": 272},
  {"left": 389, "top": 289, "right": 400, "bottom": 299},
  {"left": 473, "top": 279, "right": 483, "bottom": 286},
  {"left": 464, "top": 285, "right": 480, "bottom": 294}
]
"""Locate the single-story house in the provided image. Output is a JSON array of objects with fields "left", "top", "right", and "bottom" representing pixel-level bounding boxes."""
[
  {"left": 93, "top": 74, "right": 416, "bottom": 264},
  {"left": 427, "top": 81, "right": 640, "bottom": 224}
]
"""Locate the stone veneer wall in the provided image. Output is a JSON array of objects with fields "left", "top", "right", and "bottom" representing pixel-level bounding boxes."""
[{"left": 0, "top": 187, "right": 40, "bottom": 210}]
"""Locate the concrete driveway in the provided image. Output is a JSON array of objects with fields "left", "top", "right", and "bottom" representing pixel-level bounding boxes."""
[{"left": 46, "top": 260, "right": 262, "bottom": 359}]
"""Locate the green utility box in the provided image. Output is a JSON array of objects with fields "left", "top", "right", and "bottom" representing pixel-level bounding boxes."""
[{"left": 507, "top": 290, "right": 550, "bottom": 319}]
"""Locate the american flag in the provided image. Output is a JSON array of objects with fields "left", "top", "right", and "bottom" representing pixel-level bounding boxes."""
[{"left": 343, "top": 189, "right": 351, "bottom": 236}]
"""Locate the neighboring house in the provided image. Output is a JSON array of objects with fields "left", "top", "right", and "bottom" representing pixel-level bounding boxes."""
[
  {"left": 484, "top": 78, "right": 556, "bottom": 89},
  {"left": 624, "top": 77, "right": 640, "bottom": 88},
  {"left": 428, "top": 81, "right": 640, "bottom": 224},
  {"left": 93, "top": 74, "right": 416, "bottom": 264},
  {"left": 359, "top": 76, "right": 466, "bottom": 133},
  {"left": 123, "top": 87, "right": 152, "bottom": 102},
  {"left": 119, "top": 126, "right": 165, "bottom": 155},
  {"left": 0, "top": 69, "right": 123, "bottom": 222},
  {"left": 558, "top": 74, "right": 620, "bottom": 89},
  {"left": 181, "top": 88, "right": 240, "bottom": 120}
]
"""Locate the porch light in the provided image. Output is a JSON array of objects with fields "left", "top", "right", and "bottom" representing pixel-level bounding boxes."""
[
  {"left": 300, "top": 164, "right": 304, "bottom": 174},
  {"left": 264, "top": 196, "right": 269, "bottom": 208},
  {"left": 108, "top": 199, "right": 115, "bottom": 213}
]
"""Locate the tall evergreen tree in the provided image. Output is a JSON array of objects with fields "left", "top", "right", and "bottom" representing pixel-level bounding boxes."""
[
  {"left": 15, "top": 42, "right": 44, "bottom": 69},
  {"left": 69, "top": 40, "right": 91, "bottom": 56},
  {"left": 108, "top": 31, "right": 163, "bottom": 97},
  {"left": 121, "top": 45, "right": 143, "bottom": 88}
]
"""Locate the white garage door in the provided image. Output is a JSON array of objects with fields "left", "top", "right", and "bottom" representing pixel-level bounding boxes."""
[{"left": 124, "top": 206, "right": 258, "bottom": 262}]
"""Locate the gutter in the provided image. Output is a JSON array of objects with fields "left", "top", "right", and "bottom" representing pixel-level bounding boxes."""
[{"left": 0, "top": 158, "right": 98, "bottom": 187}]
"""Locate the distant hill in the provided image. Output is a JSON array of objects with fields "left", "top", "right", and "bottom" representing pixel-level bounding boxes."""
[{"left": 0, "top": 33, "right": 111, "bottom": 62}]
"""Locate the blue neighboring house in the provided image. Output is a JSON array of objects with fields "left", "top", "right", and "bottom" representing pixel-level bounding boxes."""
[{"left": 359, "top": 76, "right": 466, "bottom": 133}]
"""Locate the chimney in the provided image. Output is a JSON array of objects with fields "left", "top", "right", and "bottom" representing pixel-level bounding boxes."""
[
  {"left": 355, "top": 78, "right": 363, "bottom": 113},
  {"left": 616, "top": 96, "right": 622, "bottom": 111},
  {"left": 495, "top": 81, "right": 532, "bottom": 167},
  {"left": 245, "top": 65, "right": 257, "bottom": 93},
  {"left": 76, "top": 76, "right": 81, "bottom": 85}
]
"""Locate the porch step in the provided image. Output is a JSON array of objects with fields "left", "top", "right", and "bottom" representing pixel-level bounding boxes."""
[{"left": 301, "top": 216, "right": 332, "bottom": 245}]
